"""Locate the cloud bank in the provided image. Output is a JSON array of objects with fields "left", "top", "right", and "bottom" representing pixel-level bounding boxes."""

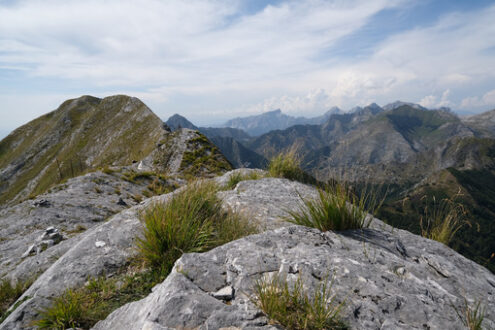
[{"left": 0, "top": 0, "right": 494, "bottom": 132}]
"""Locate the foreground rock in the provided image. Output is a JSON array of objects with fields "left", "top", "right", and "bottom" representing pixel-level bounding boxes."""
[
  {"left": 2, "top": 171, "right": 494, "bottom": 329},
  {"left": 0, "top": 171, "right": 314, "bottom": 329},
  {"left": 95, "top": 224, "right": 495, "bottom": 329},
  {"left": 0, "top": 171, "right": 154, "bottom": 283}
]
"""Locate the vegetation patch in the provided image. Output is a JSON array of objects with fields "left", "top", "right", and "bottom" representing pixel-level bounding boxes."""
[
  {"left": 180, "top": 133, "right": 232, "bottom": 178},
  {"left": 33, "top": 270, "right": 162, "bottom": 329},
  {"left": 138, "top": 181, "right": 257, "bottom": 272},
  {"left": 288, "top": 182, "right": 381, "bottom": 231},
  {"left": 223, "top": 171, "right": 265, "bottom": 190},
  {"left": 268, "top": 151, "right": 316, "bottom": 185},
  {"left": 0, "top": 279, "right": 33, "bottom": 323},
  {"left": 419, "top": 192, "right": 467, "bottom": 245},
  {"left": 253, "top": 273, "right": 347, "bottom": 329},
  {"left": 452, "top": 297, "right": 487, "bottom": 330}
]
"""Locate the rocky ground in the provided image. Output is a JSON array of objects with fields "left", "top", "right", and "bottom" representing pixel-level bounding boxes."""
[{"left": 1, "top": 169, "right": 494, "bottom": 329}]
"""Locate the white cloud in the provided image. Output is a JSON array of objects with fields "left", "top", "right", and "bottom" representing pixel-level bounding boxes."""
[
  {"left": 0, "top": 0, "right": 495, "bottom": 129},
  {"left": 460, "top": 89, "right": 495, "bottom": 109}
]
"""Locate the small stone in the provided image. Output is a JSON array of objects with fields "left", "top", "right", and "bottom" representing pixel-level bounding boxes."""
[
  {"left": 211, "top": 286, "right": 234, "bottom": 301},
  {"left": 22, "top": 244, "right": 36, "bottom": 258},
  {"left": 95, "top": 241, "right": 106, "bottom": 248}
]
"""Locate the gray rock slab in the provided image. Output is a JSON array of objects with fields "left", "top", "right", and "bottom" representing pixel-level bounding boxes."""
[
  {"left": 0, "top": 171, "right": 152, "bottom": 283},
  {"left": 94, "top": 225, "right": 495, "bottom": 330}
]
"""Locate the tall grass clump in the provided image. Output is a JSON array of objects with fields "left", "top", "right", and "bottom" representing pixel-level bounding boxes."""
[
  {"left": 34, "top": 289, "right": 82, "bottom": 329},
  {"left": 253, "top": 273, "right": 347, "bottom": 329},
  {"left": 0, "top": 279, "right": 33, "bottom": 323},
  {"left": 420, "top": 192, "right": 467, "bottom": 245},
  {"left": 268, "top": 150, "right": 315, "bottom": 184},
  {"left": 138, "top": 180, "right": 257, "bottom": 274},
  {"left": 288, "top": 182, "right": 381, "bottom": 231}
]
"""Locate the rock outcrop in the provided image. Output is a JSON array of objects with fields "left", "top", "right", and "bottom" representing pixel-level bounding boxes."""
[{"left": 1, "top": 170, "right": 494, "bottom": 329}]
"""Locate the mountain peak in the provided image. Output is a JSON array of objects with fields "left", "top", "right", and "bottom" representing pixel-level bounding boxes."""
[
  {"left": 165, "top": 114, "right": 198, "bottom": 131},
  {"left": 383, "top": 101, "right": 427, "bottom": 111}
]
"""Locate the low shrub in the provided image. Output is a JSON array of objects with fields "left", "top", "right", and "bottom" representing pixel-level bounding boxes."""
[
  {"left": 288, "top": 182, "right": 379, "bottom": 231},
  {"left": 34, "top": 289, "right": 82, "bottom": 329},
  {"left": 253, "top": 273, "right": 347, "bottom": 329}
]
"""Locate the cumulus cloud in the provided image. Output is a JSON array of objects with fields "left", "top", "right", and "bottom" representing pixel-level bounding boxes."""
[{"left": 460, "top": 89, "right": 495, "bottom": 109}]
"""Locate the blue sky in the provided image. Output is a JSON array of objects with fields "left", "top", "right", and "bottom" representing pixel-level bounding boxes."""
[{"left": 1, "top": 0, "right": 495, "bottom": 138}]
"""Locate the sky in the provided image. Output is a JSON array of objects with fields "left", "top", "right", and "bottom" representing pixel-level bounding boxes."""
[{"left": 1, "top": 0, "right": 495, "bottom": 138}]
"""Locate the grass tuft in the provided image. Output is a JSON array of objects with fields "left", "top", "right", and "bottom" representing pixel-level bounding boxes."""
[
  {"left": 0, "top": 279, "right": 33, "bottom": 323},
  {"left": 224, "top": 171, "right": 265, "bottom": 190},
  {"left": 138, "top": 181, "right": 257, "bottom": 272},
  {"left": 253, "top": 273, "right": 347, "bottom": 329},
  {"left": 420, "top": 191, "right": 467, "bottom": 245},
  {"left": 453, "top": 297, "right": 486, "bottom": 330},
  {"left": 288, "top": 182, "right": 380, "bottom": 231},
  {"left": 34, "top": 289, "right": 82, "bottom": 329},
  {"left": 267, "top": 150, "right": 316, "bottom": 185}
]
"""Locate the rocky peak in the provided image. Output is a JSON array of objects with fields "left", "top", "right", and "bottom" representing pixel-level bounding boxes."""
[{"left": 0, "top": 95, "right": 166, "bottom": 206}]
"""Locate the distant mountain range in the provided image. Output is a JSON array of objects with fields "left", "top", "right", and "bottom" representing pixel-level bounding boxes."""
[
  {"left": 222, "top": 107, "right": 343, "bottom": 136},
  {"left": 166, "top": 102, "right": 495, "bottom": 272}
]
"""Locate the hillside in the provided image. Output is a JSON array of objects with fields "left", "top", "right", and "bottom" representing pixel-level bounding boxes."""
[{"left": 0, "top": 95, "right": 167, "bottom": 206}]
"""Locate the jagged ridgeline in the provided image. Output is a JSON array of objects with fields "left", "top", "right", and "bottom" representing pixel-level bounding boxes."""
[{"left": 0, "top": 95, "right": 231, "bottom": 205}]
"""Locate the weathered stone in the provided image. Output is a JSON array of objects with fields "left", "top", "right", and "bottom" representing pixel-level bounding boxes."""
[
  {"left": 2, "top": 173, "right": 495, "bottom": 330},
  {"left": 94, "top": 225, "right": 495, "bottom": 330}
]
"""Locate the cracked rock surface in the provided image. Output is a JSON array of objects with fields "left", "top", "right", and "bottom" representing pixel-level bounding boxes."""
[
  {"left": 2, "top": 171, "right": 495, "bottom": 329},
  {"left": 94, "top": 224, "right": 495, "bottom": 329}
]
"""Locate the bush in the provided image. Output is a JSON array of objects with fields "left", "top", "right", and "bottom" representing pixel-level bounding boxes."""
[
  {"left": 268, "top": 151, "right": 315, "bottom": 184},
  {"left": 288, "top": 182, "right": 379, "bottom": 231},
  {"left": 253, "top": 273, "right": 347, "bottom": 329},
  {"left": 33, "top": 269, "right": 167, "bottom": 329},
  {"left": 420, "top": 192, "right": 467, "bottom": 245}
]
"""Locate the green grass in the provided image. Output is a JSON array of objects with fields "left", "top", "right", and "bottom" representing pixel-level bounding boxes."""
[
  {"left": 223, "top": 171, "right": 265, "bottom": 190},
  {"left": 420, "top": 192, "right": 467, "bottom": 245},
  {"left": 33, "top": 270, "right": 164, "bottom": 329},
  {"left": 253, "top": 273, "right": 347, "bottom": 329},
  {"left": 287, "top": 182, "right": 380, "bottom": 231},
  {"left": 268, "top": 150, "right": 312, "bottom": 184},
  {"left": 137, "top": 181, "right": 257, "bottom": 272},
  {"left": 0, "top": 279, "right": 33, "bottom": 323}
]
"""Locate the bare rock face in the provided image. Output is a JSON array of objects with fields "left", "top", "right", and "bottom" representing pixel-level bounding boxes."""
[
  {"left": 1, "top": 172, "right": 495, "bottom": 329},
  {"left": 0, "top": 171, "right": 153, "bottom": 284},
  {"left": 94, "top": 224, "right": 495, "bottom": 330}
]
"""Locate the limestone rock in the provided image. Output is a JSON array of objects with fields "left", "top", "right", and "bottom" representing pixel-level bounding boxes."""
[{"left": 93, "top": 224, "right": 495, "bottom": 329}]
